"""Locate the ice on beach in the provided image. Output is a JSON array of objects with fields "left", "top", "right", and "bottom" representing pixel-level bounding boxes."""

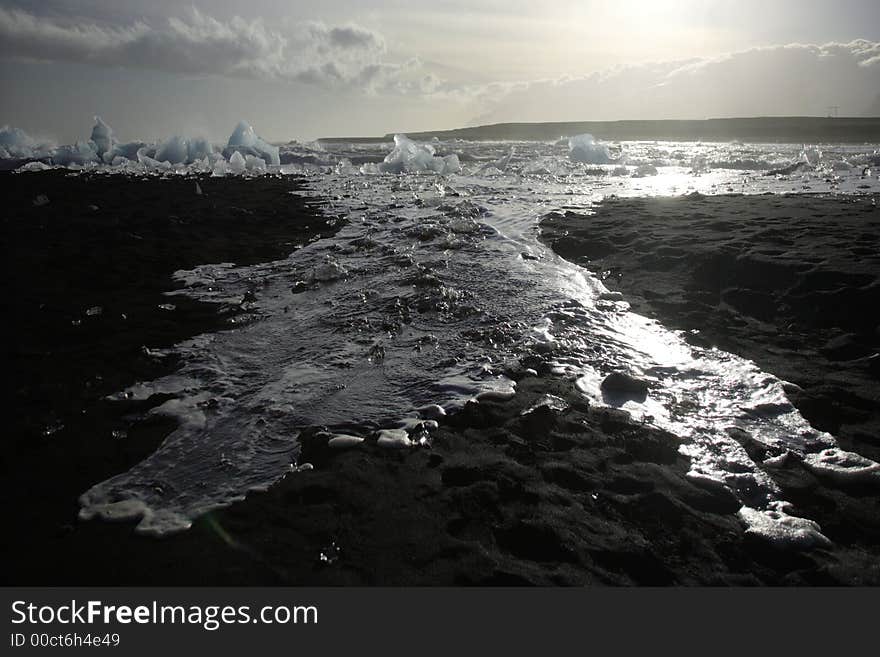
[
  {"left": 802, "top": 448, "right": 880, "bottom": 485},
  {"left": 52, "top": 141, "right": 101, "bottom": 166},
  {"left": 154, "top": 135, "right": 215, "bottom": 165},
  {"left": 227, "top": 150, "right": 247, "bottom": 175},
  {"left": 18, "top": 161, "right": 51, "bottom": 172},
  {"left": 568, "top": 133, "right": 613, "bottom": 164},
  {"left": 327, "top": 434, "right": 365, "bottom": 449},
  {"left": 376, "top": 429, "right": 413, "bottom": 448},
  {"left": 379, "top": 134, "right": 462, "bottom": 174},
  {"left": 225, "top": 120, "right": 280, "bottom": 166},
  {"left": 738, "top": 502, "right": 831, "bottom": 550},
  {"left": 0, "top": 116, "right": 282, "bottom": 172}
]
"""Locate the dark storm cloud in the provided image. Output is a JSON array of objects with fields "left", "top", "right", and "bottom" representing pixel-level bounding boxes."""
[{"left": 0, "top": 6, "right": 395, "bottom": 87}]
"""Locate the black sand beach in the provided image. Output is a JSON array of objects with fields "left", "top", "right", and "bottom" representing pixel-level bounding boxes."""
[{"left": 3, "top": 175, "right": 879, "bottom": 585}]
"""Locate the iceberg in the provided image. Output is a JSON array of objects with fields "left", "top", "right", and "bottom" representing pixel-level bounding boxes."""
[
  {"left": 154, "top": 135, "right": 215, "bottom": 165},
  {"left": 568, "top": 133, "right": 612, "bottom": 164},
  {"left": 379, "top": 134, "right": 462, "bottom": 174},
  {"left": 0, "top": 125, "right": 55, "bottom": 160},
  {"left": 51, "top": 141, "right": 100, "bottom": 166},
  {"left": 1, "top": 116, "right": 283, "bottom": 176},
  {"left": 224, "top": 121, "right": 280, "bottom": 166},
  {"left": 105, "top": 140, "right": 148, "bottom": 163},
  {"left": 90, "top": 116, "right": 115, "bottom": 159}
]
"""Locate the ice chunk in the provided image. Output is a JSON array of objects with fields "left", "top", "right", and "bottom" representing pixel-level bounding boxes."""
[
  {"left": 568, "top": 133, "right": 612, "bottom": 164},
  {"left": 225, "top": 121, "right": 280, "bottom": 166},
  {"left": 738, "top": 502, "right": 831, "bottom": 550},
  {"left": 212, "top": 159, "right": 229, "bottom": 177},
  {"left": 376, "top": 429, "right": 413, "bottom": 448},
  {"left": 153, "top": 135, "right": 215, "bottom": 165},
  {"left": 90, "top": 116, "right": 115, "bottom": 159},
  {"left": 379, "top": 134, "right": 462, "bottom": 174},
  {"left": 327, "top": 434, "right": 365, "bottom": 449},
  {"left": 802, "top": 448, "right": 880, "bottom": 485},
  {"left": 0, "top": 125, "right": 40, "bottom": 158},
  {"left": 154, "top": 135, "right": 189, "bottom": 164},
  {"left": 17, "top": 161, "right": 51, "bottom": 172},
  {"left": 245, "top": 154, "right": 267, "bottom": 172},
  {"left": 106, "top": 141, "right": 147, "bottom": 163},
  {"left": 492, "top": 146, "right": 514, "bottom": 171},
  {"left": 52, "top": 141, "right": 99, "bottom": 166},
  {"left": 136, "top": 146, "right": 170, "bottom": 170},
  {"left": 227, "top": 151, "right": 247, "bottom": 175}
]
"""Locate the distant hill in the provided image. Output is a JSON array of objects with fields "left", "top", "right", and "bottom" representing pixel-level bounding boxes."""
[{"left": 320, "top": 117, "right": 880, "bottom": 144}]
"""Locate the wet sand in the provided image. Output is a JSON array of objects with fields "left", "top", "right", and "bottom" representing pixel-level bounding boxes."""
[{"left": 3, "top": 176, "right": 879, "bottom": 585}]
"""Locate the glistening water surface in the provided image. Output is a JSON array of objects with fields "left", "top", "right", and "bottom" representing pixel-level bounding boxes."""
[{"left": 76, "top": 138, "right": 880, "bottom": 546}]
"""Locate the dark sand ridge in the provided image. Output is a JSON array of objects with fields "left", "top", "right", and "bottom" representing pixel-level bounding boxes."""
[{"left": 3, "top": 175, "right": 879, "bottom": 585}]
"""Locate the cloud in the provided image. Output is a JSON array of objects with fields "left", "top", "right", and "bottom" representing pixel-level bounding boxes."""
[
  {"left": 457, "top": 40, "right": 880, "bottom": 123},
  {"left": 0, "top": 6, "right": 398, "bottom": 88},
  {"left": 2, "top": 5, "right": 878, "bottom": 122}
]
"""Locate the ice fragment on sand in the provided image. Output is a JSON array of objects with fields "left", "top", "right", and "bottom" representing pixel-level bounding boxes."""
[
  {"left": 377, "top": 429, "right": 413, "bottom": 448},
  {"left": 521, "top": 394, "right": 569, "bottom": 416},
  {"left": 476, "top": 386, "right": 516, "bottom": 402},
  {"left": 568, "top": 134, "right": 612, "bottom": 164},
  {"left": 738, "top": 502, "right": 831, "bottom": 550},
  {"left": 802, "top": 448, "right": 880, "bottom": 484},
  {"left": 417, "top": 404, "right": 447, "bottom": 420},
  {"left": 327, "top": 434, "right": 365, "bottom": 449}
]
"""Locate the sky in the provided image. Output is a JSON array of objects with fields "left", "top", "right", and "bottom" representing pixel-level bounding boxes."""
[{"left": 1, "top": 0, "right": 879, "bottom": 143}]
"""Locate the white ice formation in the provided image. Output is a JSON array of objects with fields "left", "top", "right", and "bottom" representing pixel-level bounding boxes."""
[{"left": 568, "top": 133, "right": 613, "bottom": 164}]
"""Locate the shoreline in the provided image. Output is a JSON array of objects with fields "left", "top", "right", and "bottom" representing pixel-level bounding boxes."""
[{"left": 3, "top": 176, "right": 879, "bottom": 585}]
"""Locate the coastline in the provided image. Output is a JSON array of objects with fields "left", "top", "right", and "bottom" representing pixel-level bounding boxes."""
[{"left": 3, "top": 175, "right": 879, "bottom": 585}]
